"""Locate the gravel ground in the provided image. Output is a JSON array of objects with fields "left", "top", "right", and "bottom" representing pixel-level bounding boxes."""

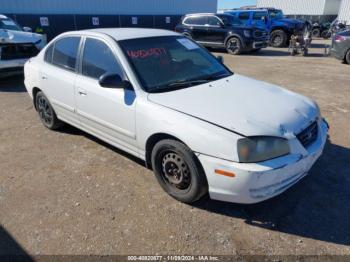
[{"left": 0, "top": 39, "right": 349, "bottom": 256}]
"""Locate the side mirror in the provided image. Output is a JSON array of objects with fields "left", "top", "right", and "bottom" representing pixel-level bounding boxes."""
[
  {"left": 23, "top": 27, "right": 32, "bottom": 32},
  {"left": 99, "top": 73, "right": 130, "bottom": 89},
  {"left": 217, "top": 55, "right": 224, "bottom": 64}
]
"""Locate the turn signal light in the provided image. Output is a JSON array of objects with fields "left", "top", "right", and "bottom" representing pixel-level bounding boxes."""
[{"left": 215, "top": 169, "right": 236, "bottom": 177}]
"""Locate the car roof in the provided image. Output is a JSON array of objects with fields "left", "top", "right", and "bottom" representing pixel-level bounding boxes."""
[
  {"left": 65, "top": 28, "right": 179, "bottom": 41},
  {"left": 0, "top": 14, "right": 9, "bottom": 19}
]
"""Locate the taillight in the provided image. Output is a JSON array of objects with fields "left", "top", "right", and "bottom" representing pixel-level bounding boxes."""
[{"left": 334, "top": 35, "right": 346, "bottom": 42}]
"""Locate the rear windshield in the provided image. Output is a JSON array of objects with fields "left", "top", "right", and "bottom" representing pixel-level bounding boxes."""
[
  {"left": 0, "top": 18, "right": 22, "bottom": 31},
  {"left": 118, "top": 36, "right": 232, "bottom": 93}
]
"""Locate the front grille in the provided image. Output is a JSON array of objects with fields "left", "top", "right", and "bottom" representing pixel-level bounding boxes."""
[
  {"left": 297, "top": 121, "right": 318, "bottom": 148},
  {"left": 0, "top": 43, "right": 39, "bottom": 60},
  {"left": 254, "top": 30, "right": 267, "bottom": 38}
]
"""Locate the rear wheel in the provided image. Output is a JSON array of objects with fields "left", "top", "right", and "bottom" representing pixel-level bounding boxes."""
[
  {"left": 35, "top": 91, "right": 64, "bottom": 130},
  {"left": 345, "top": 49, "right": 350, "bottom": 64},
  {"left": 270, "top": 30, "right": 287, "bottom": 47},
  {"left": 321, "top": 31, "right": 332, "bottom": 39},
  {"left": 226, "top": 37, "right": 242, "bottom": 55},
  {"left": 151, "top": 139, "right": 208, "bottom": 203}
]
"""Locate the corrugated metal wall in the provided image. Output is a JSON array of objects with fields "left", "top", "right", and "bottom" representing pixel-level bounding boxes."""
[
  {"left": 338, "top": 0, "right": 350, "bottom": 24},
  {"left": 257, "top": 0, "right": 341, "bottom": 15},
  {"left": 0, "top": 0, "right": 217, "bottom": 15}
]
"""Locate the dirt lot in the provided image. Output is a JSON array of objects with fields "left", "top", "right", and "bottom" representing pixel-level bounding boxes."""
[{"left": 0, "top": 39, "right": 349, "bottom": 256}]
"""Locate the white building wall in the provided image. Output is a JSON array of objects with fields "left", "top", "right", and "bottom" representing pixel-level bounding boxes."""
[
  {"left": 0, "top": 0, "right": 217, "bottom": 15},
  {"left": 338, "top": 0, "right": 350, "bottom": 24},
  {"left": 257, "top": 0, "right": 341, "bottom": 15}
]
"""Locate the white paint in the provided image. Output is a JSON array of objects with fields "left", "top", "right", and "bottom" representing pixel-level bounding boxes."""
[
  {"left": 338, "top": 0, "right": 350, "bottom": 24},
  {"left": 23, "top": 28, "right": 328, "bottom": 204},
  {"left": 257, "top": 0, "right": 341, "bottom": 15},
  {"left": 39, "top": 17, "right": 49, "bottom": 26}
]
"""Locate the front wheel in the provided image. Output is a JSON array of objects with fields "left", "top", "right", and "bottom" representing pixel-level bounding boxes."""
[
  {"left": 312, "top": 28, "right": 320, "bottom": 38},
  {"left": 151, "top": 139, "right": 208, "bottom": 203},
  {"left": 35, "top": 91, "right": 64, "bottom": 130},
  {"left": 321, "top": 31, "right": 332, "bottom": 39},
  {"left": 226, "top": 37, "right": 242, "bottom": 55},
  {"left": 270, "top": 30, "right": 288, "bottom": 47}
]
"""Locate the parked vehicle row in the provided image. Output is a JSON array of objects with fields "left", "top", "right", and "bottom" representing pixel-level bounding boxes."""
[
  {"left": 0, "top": 14, "right": 46, "bottom": 78},
  {"left": 175, "top": 13, "right": 269, "bottom": 55},
  {"left": 24, "top": 28, "right": 328, "bottom": 204},
  {"left": 224, "top": 8, "right": 308, "bottom": 48}
]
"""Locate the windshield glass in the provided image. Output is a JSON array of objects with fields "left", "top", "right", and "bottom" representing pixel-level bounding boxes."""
[
  {"left": 269, "top": 10, "right": 284, "bottom": 20},
  {"left": 118, "top": 36, "right": 232, "bottom": 93},
  {"left": 0, "top": 18, "right": 23, "bottom": 31}
]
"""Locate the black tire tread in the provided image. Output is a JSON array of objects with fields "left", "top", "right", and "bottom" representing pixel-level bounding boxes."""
[
  {"left": 151, "top": 139, "right": 208, "bottom": 203},
  {"left": 35, "top": 91, "right": 64, "bottom": 130}
]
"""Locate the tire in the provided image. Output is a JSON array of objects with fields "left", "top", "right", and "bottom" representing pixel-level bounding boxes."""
[
  {"left": 345, "top": 49, "right": 350, "bottom": 64},
  {"left": 151, "top": 139, "right": 208, "bottom": 203},
  {"left": 312, "top": 28, "right": 320, "bottom": 38},
  {"left": 321, "top": 31, "right": 331, "bottom": 39},
  {"left": 270, "top": 30, "right": 288, "bottom": 48},
  {"left": 225, "top": 37, "right": 242, "bottom": 55},
  {"left": 35, "top": 91, "right": 64, "bottom": 130}
]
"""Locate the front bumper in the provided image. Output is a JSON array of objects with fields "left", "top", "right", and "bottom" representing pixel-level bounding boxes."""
[
  {"left": 198, "top": 119, "right": 328, "bottom": 204},
  {"left": 0, "top": 59, "right": 27, "bottom": 77}
]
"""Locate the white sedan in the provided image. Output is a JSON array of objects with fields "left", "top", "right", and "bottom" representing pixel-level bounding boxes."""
[{"left": 24, "top": 28, "right": 328, "bottom": 204}]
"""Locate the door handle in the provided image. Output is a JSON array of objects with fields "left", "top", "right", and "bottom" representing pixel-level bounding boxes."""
[
  {"left": 42, "top": 75, "right": 48, "bottom": 80},
  {"left": 78, "top": 89, "right": 87, "bottom": 96}
]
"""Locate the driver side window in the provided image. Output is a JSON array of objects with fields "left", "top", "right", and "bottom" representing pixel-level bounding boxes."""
[
  {"left": 82, "top": 38, "right": 124, "bottom": 80},
  {"left": 207, "top": 16, "right": 222, "bottom": 27}
]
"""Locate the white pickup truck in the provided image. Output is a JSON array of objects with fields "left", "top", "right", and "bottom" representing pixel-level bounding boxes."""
[{"left": 0, "top": 14, "right": 46, "bottom": 78}]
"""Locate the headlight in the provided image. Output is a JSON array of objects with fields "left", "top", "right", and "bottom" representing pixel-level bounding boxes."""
[
  {"left": 244, "top": 30, "right": 252, "bottom": 37},
  {"left": 237, "top": 136, "right": 290, "bottom": 163}
]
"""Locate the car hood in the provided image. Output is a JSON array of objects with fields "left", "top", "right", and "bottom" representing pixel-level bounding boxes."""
[
  {"left": 148, "top": 74, "right": 319, "bottom": 137},
  {"left": 0, "top": 29, "right": 45, "bottom": 48}
]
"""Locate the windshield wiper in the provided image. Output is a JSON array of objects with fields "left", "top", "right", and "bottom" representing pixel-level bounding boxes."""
[{"left": 166, "top": 79, "right": 209, "bottom": 88}]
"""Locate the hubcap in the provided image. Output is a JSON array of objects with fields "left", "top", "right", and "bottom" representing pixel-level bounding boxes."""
[
  {"left": 273, "top": 35, "right": 282, "bottom": 46},
  {"left": 37, "top": 96, "right": 53, "bottom": 125},
  {"left": 227, "top": 39, "right": 239, "bottom": 51},
  {"left": 161, "top": 152, "right": 191, "bottom": 190}
]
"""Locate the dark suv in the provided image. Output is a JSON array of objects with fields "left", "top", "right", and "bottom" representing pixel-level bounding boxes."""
[{"left": 175, "top": 13, "right": 269, "bottom": 55}]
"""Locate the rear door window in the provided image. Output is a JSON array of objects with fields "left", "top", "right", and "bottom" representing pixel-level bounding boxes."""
[
  {"left": 52, "top": 37, "right": 81, "bottom": 72},
  {"left": 184, "top": 16, "right": 207, "bottom": 26}
]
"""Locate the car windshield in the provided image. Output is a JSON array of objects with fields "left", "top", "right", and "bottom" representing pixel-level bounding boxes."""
[
  {"left": 219, "top": 15, "right": 243, "bottom": 26},
  {"left": 118, "top": 36, "right": 232, "bottom": 93},
  {"left": 269, "top": 10, "right": 284, "bottom": 20},
  {"left": 0, "top": 18, "right": 23, "bottom": 31}
]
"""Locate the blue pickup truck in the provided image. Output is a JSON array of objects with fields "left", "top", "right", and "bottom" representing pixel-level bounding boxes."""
[{"left": 225, "top": 8, "right": 307, "bottom": 47}]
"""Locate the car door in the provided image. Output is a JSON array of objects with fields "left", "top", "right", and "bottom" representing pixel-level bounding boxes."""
[
  {"left": 184, "top": 16, "right": 208, "bottom": 42},
  {"left": 206, "top": 16, "right": 226, "bottom": 44},
  {"left": 40, "top": 36, "right": 81, "bottom": 126},
  {"left": 75, "top": 37, "right": 137, "bottom": 153}
]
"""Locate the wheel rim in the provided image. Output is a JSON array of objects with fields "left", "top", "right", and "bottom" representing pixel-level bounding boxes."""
[
  {"left": 161, "top": 151, "right": 191, "bottom": 191},
  {"left": 272, "top": 35, "right": 282, "bottom": 46},
  {"left": 37, "top": 96, "right": 53, "bottom": 125},
  {"left": 227, "top": 38, "right": 239, "bottom": 52}
]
